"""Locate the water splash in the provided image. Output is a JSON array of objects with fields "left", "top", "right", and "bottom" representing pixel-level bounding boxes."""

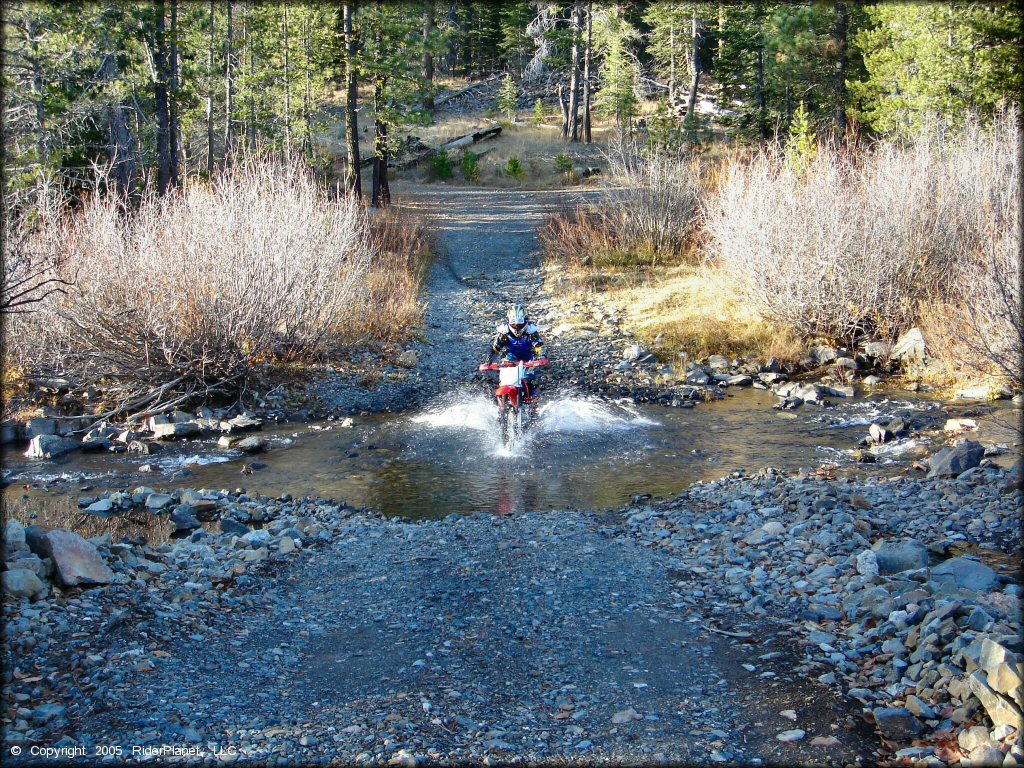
[
  {"left": 536, "top": 396, "right": 658, "bottom": 434},
  {"left": 409, "top": 392, "right": 499, "bottom": 433}
]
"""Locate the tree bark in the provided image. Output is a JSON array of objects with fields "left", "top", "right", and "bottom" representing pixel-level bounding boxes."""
[
  {"left": 684, "top": 11, "right": 701, "bottom": 126},
  {"left": 567, "top": 0, "right": 581, "bottom": 141},
  {"left": 558, "top": 84, "right": 568, "bottom": 138},
  {"left": 169, "top": 0, "right": 181, "bottom": 184},
  {"left": 206, "top": 0, "right": 215, "bottom": 174},
  {"left": 155, "top": 0, "right": 172, "bottom": 194},
  {"left": 303, "top": 13, "right": 313, "bottom": 153},
  {"left": 103, "top": 54, "right": 137, "bottom": 198},
  {"left": 422, "top": 1, "right": 435, "bottom": 111},
  {"left": 224, "top": 0, "right": 234, "bottom": 156},
  {"left": 342, "top": 1, "right": 362, "bottom": 198},
  {"left": 246, "top": 1, "right": 256, "bottom": 148},
  {"left": 833, "top": 1, "right": 848, "bottom": 133},
  {"left": 756, "top": 44, "right": 767, "bottom": 140},
  {"left": 282, "top": 1, "right": 291, "bottom": 152},
  {"left": 371, "top": 76, "right": 390, "bottom": 208},
  {"left": 582, "top": 0, "right": 592, "bottom": 144}
]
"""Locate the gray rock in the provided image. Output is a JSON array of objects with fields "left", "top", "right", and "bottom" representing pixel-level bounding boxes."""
[
  {"left": 707, "top": 354, "right": 731, "bottom": 370},
  {"left": 811, "top": 346, "right": 838, "bottom": 365},
  {"left": 26, "top": 417, "right": 57, "bottom": 438},
  {"left": 29, "top": 703, "right": 66, "bottom": 725},
  {"left": 856, "top": 550, "right": 879, "bottom": 579},
  {"left": 145, "top": 493, "right": 174, "bottom": 511},
  {"left": 222, "top": 414, "right": 262, "bottom": 434},
  {"left": 6, "top": 553, "right": 50, "bottom": 580},
  {"left": 686, "top": 370, "right": 710, "bottom": 386},
  {"left": 40, "top": 529, "right": 114, "bottom": 586},
  {"left": 969, "top": 746, "right": 1008, "bottom": 767},
  {"left": 152, "top": 421, "right": 200, "bottom": 439},
  {"left": 863, "top": 340, "right": 892, "bottom": 359},
  {"left": 85, "top": 498, "right": 115, "bottom": 517},
  {"left": 4, "top": 519, "right": 29, "bottom": 554},
  {"left": 219, "top": 518, "right": 250, "bottom": 537},
  {"left": 234, "top": 436, "right": 267, "bottom": 454},
  {"left": 873, "top": 707, "right": 920, "bottom": 742},
  {"left": 1, "top": 569, "right": 48, "bottom": 600},
  {"left": 169, "top": 506, "right": 201, "bottom": 531},
  {"left": 869, "top": 423, "right": 893, "bottom": 444},
  {"left": 968, "top": 670, "right": 1024, "bottom": 728},
  {"left": 958, "top": 725, "right": 994, "bottom": 753},
  {"left": 871, "top": 538, "right": 929, "bottom": 574},
  {"left": 928, "top": 440, "right": 984, "bottom": 477},
  {"left": 892, "top": 327, "right": 926, "bottom": 362},
  {"left": 24, "top": 434, "right": 79, "bottom": 459},
  {"left": 725, "top": 374, "right": 752, "bottom": 386},
  {"left": 931, "top": 557, "right": 999, "bottom": 592},
  {"left": 834, "top": 356, "right": 858, "bottom": 370},
  {"left": 904, "top": 695, "right": 936, "bottom": 720}
]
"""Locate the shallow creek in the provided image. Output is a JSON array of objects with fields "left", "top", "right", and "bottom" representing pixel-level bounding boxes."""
[{"left": 7, "top": 386, "right": 1013, "bottom": 524}]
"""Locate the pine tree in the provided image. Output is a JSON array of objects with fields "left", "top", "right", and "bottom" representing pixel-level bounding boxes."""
[{"left": 497, "top": 73, "right": 519, "bottom": 122}]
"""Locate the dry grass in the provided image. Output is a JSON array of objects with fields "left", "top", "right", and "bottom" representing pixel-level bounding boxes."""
[
  {"left": 344, "top": 205, "right": 433, "bottom": 343},
  {"left": 582, "top": 264, "right": 805, "bottom": 364}
]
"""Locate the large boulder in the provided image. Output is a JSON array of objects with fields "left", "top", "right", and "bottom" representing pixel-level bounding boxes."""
[
  {"left": 24, "top": 434, "right": 78, "bottom": 459},
  {"left": 169, "top": 506, "right": 201, "bottom": 532},
  {"left": 1, "top": 568, "right": 48, "bottom": 600},
  {"left": 152, "top": 421, "right": 200, "bottom": 440},
  {"left": 892, "top": 327, "right": 926, "bottom": 363},
  {"left": 40, "top": 529, "right": 114, "bottom": 586},
  {"left": 4, "top": 519, "right": 29, "bottom": 556},
  {"left": 931, "top": 556, "right": 999, "bottom": 592},
  {"left": 927, "top": 440, "right": 984, "bottom": 477},
  {"left": 871, "top": 538, "right": 929, "bottom": 574}
]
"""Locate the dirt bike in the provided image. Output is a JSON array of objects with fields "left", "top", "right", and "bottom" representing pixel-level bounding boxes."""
[{"left": 478, "top": 358, "right": 548, "bottom": 447}]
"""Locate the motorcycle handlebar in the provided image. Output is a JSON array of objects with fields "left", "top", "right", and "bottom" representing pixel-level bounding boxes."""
[{"left": 478, "top": 358, "right": 548, "bottom": 372}]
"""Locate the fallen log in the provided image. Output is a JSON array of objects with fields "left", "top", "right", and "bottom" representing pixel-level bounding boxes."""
[{"left": 390, "top": 124, "right": 503, "bottom": 170}]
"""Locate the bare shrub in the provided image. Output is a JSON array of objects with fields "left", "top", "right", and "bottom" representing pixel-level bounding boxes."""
[
  {"left": 347, "top": 206, "right": 433, "bottom": 343},
  {"left": 6, "top": 153, "right": 373, "bottom": 418},
  {"left": 705, "top": 111, "right": 1020, "bottom": 344},
  {"left": 600, "top": 136, "right": 705, "bottom": 262}
]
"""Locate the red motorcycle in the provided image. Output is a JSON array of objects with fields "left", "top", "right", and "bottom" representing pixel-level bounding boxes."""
[{"left": 478, "top": 358, "right": 548, "bottom": 447}]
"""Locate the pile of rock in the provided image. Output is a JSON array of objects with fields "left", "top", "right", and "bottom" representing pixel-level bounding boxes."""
[
  {"left": 2, "top": 488, "right": 358, "bottom": 745},
  {"left": 18, "top": 409, "right": 263, "bottom": 461},
  {"left": 620, "top": 458, "right": 1022, "bottom": 761}
]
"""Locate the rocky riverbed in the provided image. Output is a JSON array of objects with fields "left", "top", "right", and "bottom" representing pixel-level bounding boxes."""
[{"left": 3, "top": 442, "right": 1020, "bottom": 765}]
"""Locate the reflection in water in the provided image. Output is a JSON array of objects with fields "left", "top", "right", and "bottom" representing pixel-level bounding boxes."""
[{"left": 5, "top": 387, "right": 990, "bottom": 521}]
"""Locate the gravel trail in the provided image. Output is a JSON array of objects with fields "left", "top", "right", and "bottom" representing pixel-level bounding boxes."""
[{"left": 68, "top": 509, "right": 875, "bottom": 765}]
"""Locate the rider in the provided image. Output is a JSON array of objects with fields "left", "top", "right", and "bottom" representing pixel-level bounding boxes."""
[{"left": 485, "top": 303, "right": 547, "bottom": 398}]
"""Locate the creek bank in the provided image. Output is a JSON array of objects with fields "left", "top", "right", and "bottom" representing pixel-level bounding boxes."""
[{"left": 620, "top": 461, "right": 1023, "bottom": 765}]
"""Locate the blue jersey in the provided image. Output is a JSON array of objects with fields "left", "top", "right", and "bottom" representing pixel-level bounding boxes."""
[{"left": 489, "top": 322, "right": 545, "bottom": 362}]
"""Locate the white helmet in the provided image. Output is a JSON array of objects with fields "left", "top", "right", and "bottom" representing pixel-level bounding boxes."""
[{"left": 507, "top": 304, "right": 527, "bottom": 336}]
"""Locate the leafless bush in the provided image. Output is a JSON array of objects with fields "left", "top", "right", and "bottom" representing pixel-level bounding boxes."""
[
  {"left": 6, "top": 153, "right": 373, "bottom": 418},
  {"left": 931, "top": 112, "right": 1022, "bottom": 389},
  {"left": 601, "top": 136, "right": 704, "bottom": 261},
  {"left": 705, "top": 111, "right": 1020, "bottom": 344}
]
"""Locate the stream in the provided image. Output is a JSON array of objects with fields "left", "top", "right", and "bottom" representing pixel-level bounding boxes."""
[{"left": 5, "top": 386, "right": 1009, "bottom": 523}]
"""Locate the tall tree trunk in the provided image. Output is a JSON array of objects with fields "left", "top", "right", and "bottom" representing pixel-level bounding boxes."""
[
  {"left": 371, "top": 77, "right": 390, "bottom": 208},
  {"left": 756, "top": 44, "right": 767, "bottom": 140},
  {"left": 668, "top": 4, "right": 675, "bottom": 102},
  {"left": 558, "top": 84, "right": 568, "bottom": 138},
  {"left": 422, "top": 1, "right": 435, "bottom": 111},
  {"left": 282, "top": 1, "right": 291, "bottom": 152},
  {"left": 224, "top": 0, "right": 234, "bottom": 156},
  {"left": 103, "top": 54, "right": 137, "bottom": 198},
  {"left": 833, "top": 1, "right": 848, "bottom": 133},
  {"left": 582, "top": 0, "right": 592, "bottom": 144},
  {"left": 342, "top": 1, "right": 361, "bottom": 198},
  {"left": 445, "top": 2, "right": 457, "bottom": 76},
  {"left": 303, "top": 13, "right": 313, "bottom": 153},
  {"left": 169, "top": 0, "right": 180, "bottom": 184},
  {"left": 567, "top": 0, "right": 581, "bottom": 141},
  {"left": 155, "top": 0, "right": 172, "bottom": 194},
  {"left": 246, "top": 1, "right": 256, "bottom": 148},
  {"left": 206, "top": 0, "right": 215, "bottom": 174},
  {"left": 684, "top": 11, "right": 701, "bottom": 126}
]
